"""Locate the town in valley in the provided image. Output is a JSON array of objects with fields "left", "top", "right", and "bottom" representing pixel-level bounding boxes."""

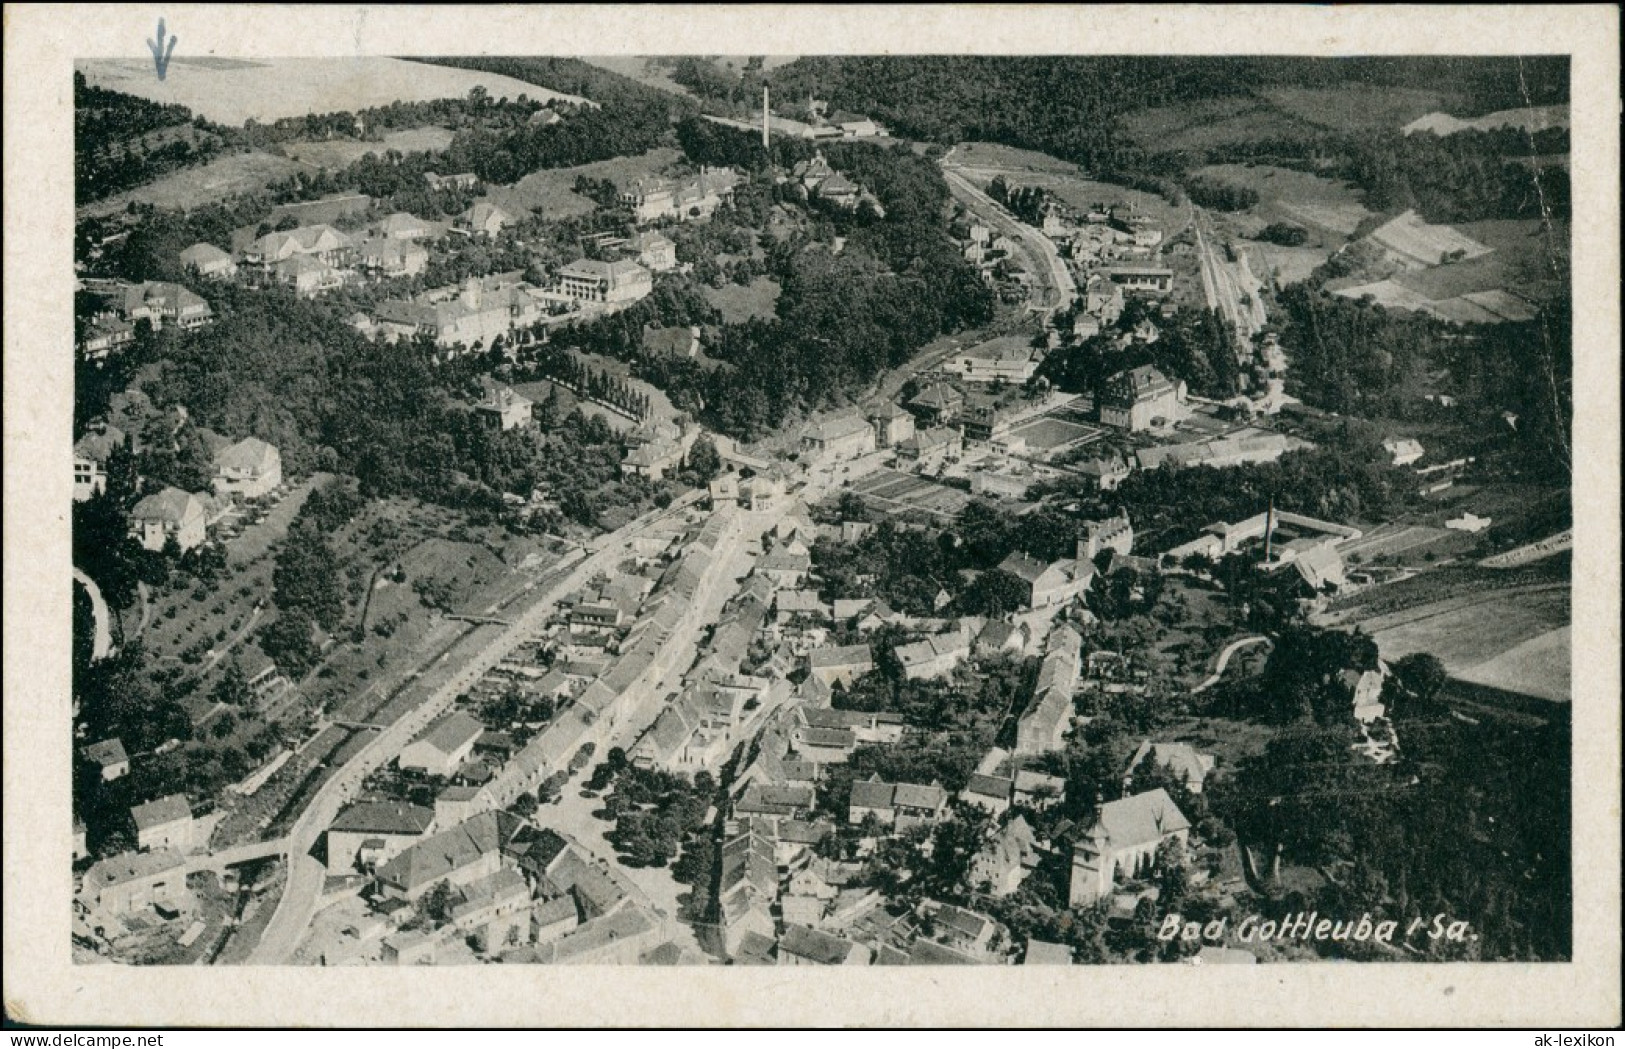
[{"left": 70, "top": 54, "right": 1573, "bottom": 968}]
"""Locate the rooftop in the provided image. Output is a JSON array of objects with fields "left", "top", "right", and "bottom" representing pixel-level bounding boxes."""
[{"left": 130, "top": 793, "right": 191, "bottom": 830}]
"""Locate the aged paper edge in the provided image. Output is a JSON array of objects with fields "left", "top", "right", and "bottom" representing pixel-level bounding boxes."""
[{"left": 4, "top": 3, "right": 1619, "bottom": 1029}]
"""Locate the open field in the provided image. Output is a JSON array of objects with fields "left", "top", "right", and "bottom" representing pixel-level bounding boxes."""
[
  {"left": 77, "top": 150, "right": 307, "bottom": 218},
  {"left": 946, "top": 143, "right": 1190, "bottom": 237},
  {"left": 1125, "top": 85, "right": 1463, "bottom": 152},
  {"left": 1194, "top": 163, "right": 1374, "bottom": 238},
  {"left": 1364, "top": 584, "right": 1570, "bottom": 703},
  {"left": 702, "top": 276, "right": 782, "bottom": 324},
  {"left": 570, "top": 349, "right": 681, "bottom": 427},
  {"left": 1404, "top": 104, "right": 1568, "bottom": 137},
  {"left": 510, "top": 379, "right": 634, "bottom": 433},
  {"left": 399, "top": 538, "right": 512, "bottom": 615},
  {"left": 1159, "top": 714, "right": 1278, "bottom": 773},
  {"left": 1331, "top": 218, "right": 1566, "bottom": 320},
  {"left": 1244, "top": 243, "right": 1330, "bottom": 288},
  {"left": 1396, "top": 219, "right": 1565, "bottom": 296},
  {"left": 77, "top": 57, "right": 588, "bottom": 126},
  {"left": 1260, "top": 86, "right": 1456, "bottom": 133},
  {"left": 279, "top": 126, "right": 455, "bottom": 168},
  {"left": 578, "top": 57, "right": 698, "bottom": 99},
  {"left": 1339, "top": 523, "right": 1463, "bottom": 567},
  {"left": 484, "top": 147, "right": 683, "bottom": 221},
  {"left": 1122, "top": 96, "right": 1328, "bottom": 154},
  {"left": 1453, "top": 626, "right": 1569, "bottom": 703},
  {"left": 228, "top": 475, "right": 325, "bottom": 565},
  {"left": 948, "top": 142, "right": 1080, "bottom": 176}
]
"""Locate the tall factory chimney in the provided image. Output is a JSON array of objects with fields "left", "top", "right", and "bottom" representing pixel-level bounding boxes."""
[
  {"left": 762, "top": 86, "right": 771, "bottom": 151},
  {"left": 1263, "top": 497, "right": 1276, "bottom": 563}
]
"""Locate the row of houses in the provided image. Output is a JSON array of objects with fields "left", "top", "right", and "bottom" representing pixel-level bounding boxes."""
[{"left": 318, "top": 803, "right": 670, "bottom": 964}]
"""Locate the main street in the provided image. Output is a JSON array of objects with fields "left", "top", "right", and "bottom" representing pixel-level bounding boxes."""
[
  {"left": 245, "top": 490, "right": 705, "bottom": 963},
  {"left": 531, "top": 482, "right": 824, "bottom": 962}
]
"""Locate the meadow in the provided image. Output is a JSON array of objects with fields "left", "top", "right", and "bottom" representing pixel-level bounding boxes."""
[
  {"left": 78, "top": 150, "right": 305, "bottom": 217},
  {"left": 1368, "top": 585, "right": 1570, "bottom": 703},
  {"left": 278, "top": 126, "right": 455, "bottom": 168},
  {"left": 76, "top": 57, "right": 587, "bottom": 126},
  {"left": 701, "top": 276, "right": 782, "bottom": 325}
]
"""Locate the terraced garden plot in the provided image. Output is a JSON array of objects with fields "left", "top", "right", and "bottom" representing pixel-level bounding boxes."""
[{"left": 850, "top": 469, "right": 973, "bottom": 518}]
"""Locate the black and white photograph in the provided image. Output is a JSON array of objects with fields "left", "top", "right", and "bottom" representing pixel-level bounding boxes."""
[{"left": 5, "top": 3, "right": 1619, "bottom": 1030}]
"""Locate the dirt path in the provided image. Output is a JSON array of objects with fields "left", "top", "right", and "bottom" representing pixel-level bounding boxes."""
[
  {"left": 73, "top": 568, "right": 114, "bottom": 660},
  {"left": 1191, "top": 635, "right": 1271, "bottom": 693}
]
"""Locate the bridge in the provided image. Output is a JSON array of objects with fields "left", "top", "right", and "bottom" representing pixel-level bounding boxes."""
[{"left": 185, "top": 837, "right": 288, "bottom": 875}]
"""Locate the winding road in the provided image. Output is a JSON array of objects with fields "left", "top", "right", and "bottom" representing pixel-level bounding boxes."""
[
  {"left": 73, "top": 568, "right": 114, "bottom": 661},
  {"left": 1192, "top": 635, "right": 1272, "bottom": 693},
  {"left": 939, "top": 160, "right": 1076, "bottom": 314}
]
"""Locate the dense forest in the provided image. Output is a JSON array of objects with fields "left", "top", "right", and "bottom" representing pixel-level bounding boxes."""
[
  {"left": 750, "top": 56, "right": 1571, "bottom": 224},
  {"left": 1274, "top": 284, "right": 1572, "bottom": 471},
  {"left": 1209, "top": 629, "right": 1572, "bottom": 960},
  {"left": 109, "top": 284, "right": 654, "bottom": 530}
]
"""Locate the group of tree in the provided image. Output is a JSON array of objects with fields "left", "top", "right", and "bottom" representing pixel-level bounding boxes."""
[
  {"left": 120, "top": 284, "right": 654, "bottom": 528},
  {"left": 1040, "top": 297, "right": 1243, "bottom": 401},
  {"left": 986, "top": 177, "right": 1052, "bottom": 225},
  {"left": 1254, "top": 222, "right": 1309, "bottom": 246},
  {"left": 1210, "top": 690, "right": 1571, "bottom": 960},
  {"left": 1276, "top": 281, "right": 1571, "bottom": 470},
  {"left": 810, "top": 501, "right": 1085, "bottom": 618},
  {"left": 579, "top": 124, "right": 998, "bottom": 439},
  {"left": 598, "top": 759, "right": 715, "bottom": 870},
  {"left": 1183, "top": 175, "right": 1261, "bottom": 212},
  {"left": 263, "top": 480, "right": 365, "bottom": 676},
  {"left": 528, "top": 345, "right": 651, "bottom": 419}
]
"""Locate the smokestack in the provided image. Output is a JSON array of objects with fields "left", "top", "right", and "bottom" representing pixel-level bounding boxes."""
[
  {"left": 1264, "top": 497, "right": 1275, "bottom": 563},
  {"left": 762, "top": 86, "right": 771, "bottom": 152}
]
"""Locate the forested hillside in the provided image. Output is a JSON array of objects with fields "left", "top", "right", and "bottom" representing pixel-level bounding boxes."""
[
  {"left": 754, "top": 56, "right": 1571, "bottom": 224},
  {"left": 74, "top": 73, "right": 230, "bottom": 203},
  {"left": 559, "top": 121, "right": 996, "bottom": 437}
]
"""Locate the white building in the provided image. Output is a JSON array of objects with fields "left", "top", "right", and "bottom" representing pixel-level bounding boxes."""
[{"left": 556, "top": 259, "right": 653, "bottom": 305}]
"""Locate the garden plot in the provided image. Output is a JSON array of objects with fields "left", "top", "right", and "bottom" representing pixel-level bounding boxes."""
[{"left": 849, "top": 469, "right": 974, "bottom": 518}]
